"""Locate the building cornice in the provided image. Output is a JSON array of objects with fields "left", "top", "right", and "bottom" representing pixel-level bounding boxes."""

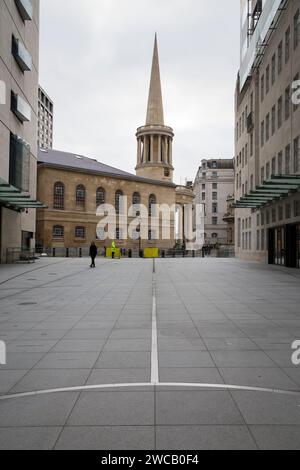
[{"left": 37, "top": 162, "right": 176, "bottom": 188}]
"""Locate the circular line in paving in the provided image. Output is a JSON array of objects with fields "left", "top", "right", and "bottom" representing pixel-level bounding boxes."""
[{"left": 0, "top": 382, "right": 300, "bottom": 402}]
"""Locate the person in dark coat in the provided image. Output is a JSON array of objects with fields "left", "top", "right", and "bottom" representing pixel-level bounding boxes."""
[{"left": 89, "top": 242, "right": 98, "bottom": 268}]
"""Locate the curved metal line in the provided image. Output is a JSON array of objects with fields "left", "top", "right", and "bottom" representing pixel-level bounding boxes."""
[{"left": 0, "top": 382, "right": 300, "bottom": 401}]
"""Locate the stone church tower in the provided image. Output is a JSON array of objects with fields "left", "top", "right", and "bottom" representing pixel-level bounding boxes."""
[{"left": 136, "top": 35, "right": 174, "bottom": 182}]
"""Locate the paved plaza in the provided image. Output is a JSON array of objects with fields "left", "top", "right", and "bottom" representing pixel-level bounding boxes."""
[{"left": 0, "top": 257, "right": 300, "bottom": 449}]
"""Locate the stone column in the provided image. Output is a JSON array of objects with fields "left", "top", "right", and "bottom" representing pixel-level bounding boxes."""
[
  {"left": 137, "top": 138, "right": 142, "bottom": 164},
  {"left": 168, "top": 138, "right": 172, "bottom": 165},
  {"left": 150, "top": 135, "right": 154, "bottom": 163},
  {"left": 144, "top": 136, "right": 148, "bottom": 163},
  {"left": 164, "top": 136, "right": 168, "bottom": 163},
  {"left": 177, "top": 205, "right": 183, "bottom": 241},
  {"left": 158, "top": 135, "right": 162, "bottom": 162}
]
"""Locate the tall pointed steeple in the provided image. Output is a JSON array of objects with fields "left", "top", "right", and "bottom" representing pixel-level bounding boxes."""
[
  {"left": 146, "top": 34, "right": 164, "bottom": 126},
  {"left": 136, "top": 35, "right": 174, "bottom": 183}
]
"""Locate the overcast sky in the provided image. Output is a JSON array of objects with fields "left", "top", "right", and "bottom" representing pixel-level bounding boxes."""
[{"left": 39, "top": 0, "right": 240, "bottom": 184}]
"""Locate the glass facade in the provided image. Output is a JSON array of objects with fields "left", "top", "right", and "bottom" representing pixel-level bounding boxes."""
[
  {"left": 269, "top": 224, "right": 300, "bottom": 269},
  {"left": 11, "top": 92, "right": 31, "bottom": 122},
  {"left": 240, "top": 0, "right": 283, "bottom": 89},
  {"left": 9, "top": 133, "right": 30, "bottom": 192},
  {"left": 274, "top": 226, "right": 285, "bottom": 266},
  {"left": 15, "top": 0, "right": 33, "bottom": 21},
  {"left": 297, "top": 224, "right": 300, "bottom": 269},
  {"left": 12, "top": 35, "right": 32, "bottom": 72}
]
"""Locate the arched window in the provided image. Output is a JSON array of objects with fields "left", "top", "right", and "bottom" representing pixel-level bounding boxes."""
[
  {"left": 53, "top": 225, "right": 64, "bottom": 239},
  {"left": 53, "top": 182, "right": 64, "bottom": 210},
  {"left": 115, "top": 190, "right": 123, "bottom": 215},
  {"left": 76, "top": 185, "right": 86, "bottom": 207},
  {"left": 96, "top": 227, "right": 106, "bottom": 241},
  {"left": 132, "top": 192, "right": 141, "bottom": 206},
  {"left": 75, "top": 226, "right": 86, "bottom": 239},
  {"left": 148, "top": 230, "right": 156, "bottom": 241},
  {"left": 149, "top": 194, "right": 156, "bottom": 216},
  {"left": 212, "top": 233, "right": 218, "bottom": 239},
  {"left": 96, "top": 187, "right": 105, "bottom": 207},
  {"left": 116, "top": 227, "right": 123, "bottom": 240},
  {"left": 132, "top": 192, "right": 141, "bottom": 216}
]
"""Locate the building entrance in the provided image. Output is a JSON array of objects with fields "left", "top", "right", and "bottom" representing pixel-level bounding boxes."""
[{"left": 268, "top": 224, "right": 300, "bottom": 269}]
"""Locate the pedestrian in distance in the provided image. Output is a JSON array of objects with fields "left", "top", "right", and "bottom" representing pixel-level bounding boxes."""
[
  {"left": 89, "top": 241, "right": 98, "bottom": 268},
  {"left": 111, "top": 240, "right": 116, "bottom": 259}
]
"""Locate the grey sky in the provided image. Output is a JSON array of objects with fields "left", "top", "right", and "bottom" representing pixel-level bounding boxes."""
[{"left": 39, "top": 0, "right": 240, "bottom": 184}]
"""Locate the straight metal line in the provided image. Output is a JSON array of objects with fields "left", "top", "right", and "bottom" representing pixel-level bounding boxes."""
[
  {"left": 1, "top": 382, "right": 300, "bottom": 401},
  {"left": 151, "top": 259, "right": 159, "bottom": 384}
]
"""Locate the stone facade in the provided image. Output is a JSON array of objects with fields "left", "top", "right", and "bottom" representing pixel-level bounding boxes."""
[
  {"left": 235, "top": 0, "right": 300, "bottom": 267},
  {"left": 36, "top": 157, "right": 177, "bottom": 253},
  {"left": 223, "top": 194, "right": 235, "bottom": 245},
  {"left": 0, "top": 0, "right": 40, "bottom": 262},
  {"left": 194, "top": 159, "right": 235, "bottom": 245}
]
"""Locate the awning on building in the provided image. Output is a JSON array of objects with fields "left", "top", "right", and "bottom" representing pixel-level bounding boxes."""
[
  {"left": 233, "top": 175, "right": 300, "bottom": 209},
  {"left": 0, "top": 177, "right": 47, "bottom": 211}
]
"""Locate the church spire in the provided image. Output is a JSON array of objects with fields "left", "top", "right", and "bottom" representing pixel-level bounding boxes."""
[
  {"left": 136, "top": 35, "right": 174, "bottom": 182},
  {"left": 146, "top": 34, "right": 164, "bottom": 126}
]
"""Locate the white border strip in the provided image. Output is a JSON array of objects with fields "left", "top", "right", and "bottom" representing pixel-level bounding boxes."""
[{"left": 0, "top": 382, "right": 300, "bottom": 401}]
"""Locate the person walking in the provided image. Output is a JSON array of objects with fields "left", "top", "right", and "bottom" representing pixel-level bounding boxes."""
[
  {"left": 89, "top": 241, "right": 98, "bottom": 268},
  {"left": 111, "top": 240, "right": 116, "bottom": 259}
]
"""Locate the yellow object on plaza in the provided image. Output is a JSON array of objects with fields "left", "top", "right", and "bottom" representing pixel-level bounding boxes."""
[
  {"left": 106, "top": 248, "right": 121, "bottom": 259},
  {"left": 143, "top": 248, "right": 159, "bottom": 258}
]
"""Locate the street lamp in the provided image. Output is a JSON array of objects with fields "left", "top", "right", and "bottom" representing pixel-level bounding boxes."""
[{"left": 137, "top": 215, "right": 142, "bottom": 257}]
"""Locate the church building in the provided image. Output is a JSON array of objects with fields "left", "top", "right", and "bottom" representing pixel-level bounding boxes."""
[{"left": 36, "top": 36, "right": 194, "bottom": 255}]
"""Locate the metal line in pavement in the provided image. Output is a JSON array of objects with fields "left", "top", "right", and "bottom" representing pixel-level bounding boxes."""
[
  {"left": 151, "top": 259, "right": 159, "bottom": 384},
  {"left": 0, "top": 382, "right": 300, "bottom": 401}
]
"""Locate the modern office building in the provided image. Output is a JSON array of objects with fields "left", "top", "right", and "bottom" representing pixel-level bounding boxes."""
[
  {"left": 0, "top": 0, "right": 45, "bottom": 263},
  {"left": 234, "top": 0, "right": 300, "bottom": 268},
  {"left": 194, "top": 159, "right": 235, "bottom": 245},
  {"left": 38, "top": 85, "right": 53, "bottom": 149}
]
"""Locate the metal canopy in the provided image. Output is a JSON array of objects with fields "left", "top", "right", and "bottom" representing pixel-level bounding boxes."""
[
  {"left": 0, "top": 177, "right": 47, "bottom": 211},
  {"left": 233, "top": 175, "right": 300, "bottom": 209}
]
